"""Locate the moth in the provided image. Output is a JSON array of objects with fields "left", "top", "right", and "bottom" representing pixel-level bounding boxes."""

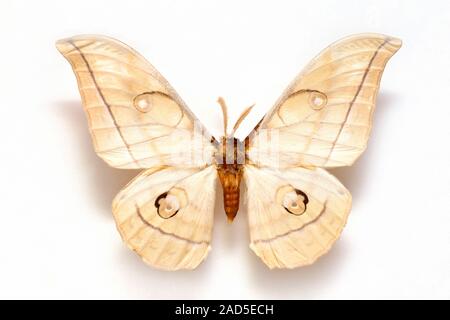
[{"left": 56, "top": 33, "right": 401, "bottom": 270}]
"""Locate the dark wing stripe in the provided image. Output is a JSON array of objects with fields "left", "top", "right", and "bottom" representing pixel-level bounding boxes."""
[
  {"left": 324, "top": 39, "right": 390, "bottom": 164},
  {"left": 252, "top": 201, "right": 328, "bottom": 244},
  {"left": 68, "top": 41, "right": 139, "bottom": 166},
  {"left": 135, "top": 204, "right": 209, "bottom": 245}
]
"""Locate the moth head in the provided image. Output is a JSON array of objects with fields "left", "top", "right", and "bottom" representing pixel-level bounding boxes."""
[
  {"left": 154, "top": 188, "right": 188, "bottom": 219},
  {"left": 276, "top": 185, "right": 309, "bottom": 215}
]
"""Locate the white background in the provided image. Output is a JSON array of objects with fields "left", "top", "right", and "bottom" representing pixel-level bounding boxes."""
[{"left": 0, "top": 0, "right": 449, "bottom": 299}]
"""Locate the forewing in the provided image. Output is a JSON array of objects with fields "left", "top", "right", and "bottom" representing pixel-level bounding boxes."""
[
  {"left": 247, "top": 34, "right": 401, "bottom": 168},
  {"left": 56, "top": 35, "right": 214, "bottom": 169},
  {"left": 113, "top": 166, "right": 217, "bottom": 270},
  {"left": 244, "top": 165, "right": 351, "bottom": 268}
]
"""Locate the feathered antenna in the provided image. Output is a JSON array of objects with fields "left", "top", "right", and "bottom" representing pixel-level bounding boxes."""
[
  {"left": 231, "top": 103, "right": 255, "bottom": 136},
  {"left": 217, "top": 97, "right": 229, "bottom": 136},
  {"left": 217, "top": 97, "right": 255, "bottom": 137}
]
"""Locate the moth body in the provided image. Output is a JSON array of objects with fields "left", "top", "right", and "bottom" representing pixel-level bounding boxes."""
[{"left": 216, "top": 137, "right": 245, "bottom": 222}]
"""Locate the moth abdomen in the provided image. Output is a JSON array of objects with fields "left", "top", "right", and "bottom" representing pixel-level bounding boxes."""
[
  {"left": 224, "top": 187, "right": 240, "bottom": 222},
  {"left": 217, "top": 166, "right": 243, "bottom": 222}
]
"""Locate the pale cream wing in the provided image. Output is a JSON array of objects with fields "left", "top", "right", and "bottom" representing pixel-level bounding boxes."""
[
  {"left": 56, "top": 35, "right": 214, "bottom": 169},
  {"left": 244, "top": 165, "right": 351, "bottom": 269},
  {"left": 247, "top": 33, "right": 401, "bottom": 168},
  {"left": 112, "top": 166, "right": 217, "bottom": 270}
]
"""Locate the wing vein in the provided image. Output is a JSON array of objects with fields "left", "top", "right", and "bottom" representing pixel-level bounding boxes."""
[
  {"left": 69, "top": 41, "right": 140, "bottom": 167},
  {"left": 324, "top": 39, "right": 389, "bottom": 165},
  {"left": 135, "top": 204, "right": 209, "bottom": 245}
]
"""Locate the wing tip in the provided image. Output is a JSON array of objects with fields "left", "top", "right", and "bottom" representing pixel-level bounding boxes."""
[
  {"left": 334, "top": 33, "right": 403, "bottom": 51},
  {"left": 386, "top": 36, "right": 403, "bottom": 53},
  {"left": 55, "top": 34, "right": 112, "bottom": 55},
  {"left": 55, "top": 38, "right": 72, "bottom": 55}
]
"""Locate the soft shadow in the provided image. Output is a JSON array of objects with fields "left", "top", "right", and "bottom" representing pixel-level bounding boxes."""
[
  {"left": 116, "top": 244, "right": 213, "bottom": 278},
  {"left": 329, "top": 91, "right": 399, "bottom": 203},
  {"left": 246, "top": 238, "right": 349, "bottom": 297},
  {"left": 52, "top": 100, "right": 140, "bottom": 216}
]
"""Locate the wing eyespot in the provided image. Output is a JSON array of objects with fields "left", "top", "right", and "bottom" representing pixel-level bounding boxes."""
[
  {"left": 133, "top": 92, "right": 156, "bottom": 113},
  {"left": 276, "top": 89, "right": 328, "bottom": 126},
  {"left": 154, "top": 188, "right": 188, "bottom": 219},
  {"left": 308, "top": 90, "right": 327, "bottom": 110},
  {"left": 276, "top": 185, "right": 309, "bottom": 216}
]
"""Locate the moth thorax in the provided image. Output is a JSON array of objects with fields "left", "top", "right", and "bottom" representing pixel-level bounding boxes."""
[{"left": 216, "top": 137, "right": 245, "bottom": 165}]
